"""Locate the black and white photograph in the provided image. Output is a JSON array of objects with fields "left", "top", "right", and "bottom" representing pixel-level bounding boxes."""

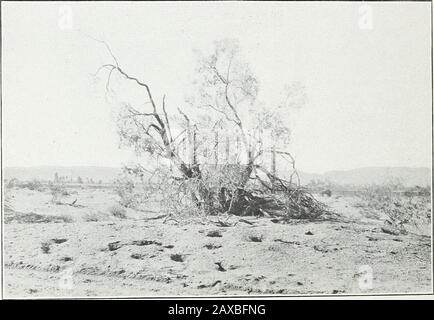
[{"left": 0, "top": 1, "right": 432, "bottom": 299}]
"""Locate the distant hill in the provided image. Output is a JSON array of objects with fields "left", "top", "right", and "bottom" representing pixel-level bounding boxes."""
[
  {"left": 3, "top": 165, "right": 431, "bottom": 187},
  {"left": 298, "top": 167, "right": 431, "bottom": 188},
  {"left": 3, "top": 166, "right": 121, "bottom": 183}
]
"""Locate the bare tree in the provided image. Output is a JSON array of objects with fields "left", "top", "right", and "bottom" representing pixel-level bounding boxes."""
[
  {"left": 94, "top": 38, "right": 327, "bottom": 218},
  {"left": 188, "top": 40, "right": 310, "bottom": 211}
]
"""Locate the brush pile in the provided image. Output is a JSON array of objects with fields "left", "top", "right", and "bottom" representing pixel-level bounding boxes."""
[{"left": 221, "top": 183, "right": 329, "bottom": 219}]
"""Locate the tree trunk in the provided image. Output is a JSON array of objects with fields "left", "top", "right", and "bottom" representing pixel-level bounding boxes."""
[{"left": 214, "top": 131, "right": 219, "bottom": 166}]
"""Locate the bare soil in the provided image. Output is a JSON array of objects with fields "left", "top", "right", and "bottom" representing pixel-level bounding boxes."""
[{"left": 2, "top": 187, "right": 432, "bottom": 298}]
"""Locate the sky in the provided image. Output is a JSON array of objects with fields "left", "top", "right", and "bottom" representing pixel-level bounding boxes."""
[{"left": 1, "top": 1, "right": 432, "bottom": 173}]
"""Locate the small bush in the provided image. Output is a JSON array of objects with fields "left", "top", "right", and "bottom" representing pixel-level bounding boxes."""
[
  {"left": 115, "top": 178, "right": 137, "bottom": 208},
  {"left": 109, "top": 204, "right": 127, "bottom": 219},
  {"left": 5, "top": 178, "right": 19, "bottom": 189},
  {"left": 321, "top": 189, "right": 332, "bottom": 197},
  {"left": 18, "top": 179, "right": 43, "bottom": 191},
  {"left": 115, "top": 172, "right": 151, "bottom": 208},
  {"left": 58, "top": 214, "right": 74, "bottom": 223},
  {"left": 48, "top": 182, "right": 68, "bottom": 204},
  {"left": 83, "top": 212, "right": 108, "bottom": 222},
  {"left": 41, "top": 242, "right": 51, "bottom": 254},
  {"left": 357, "top": 183, "right": 431, "bottom": 230}
]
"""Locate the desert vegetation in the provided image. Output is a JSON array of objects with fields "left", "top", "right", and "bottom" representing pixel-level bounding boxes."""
[
  {"left": 354, "top": 182, "right": 431, "bottom": 235},
  {"left": 93, "top": 39, "right": 328, "bottom": 222}
]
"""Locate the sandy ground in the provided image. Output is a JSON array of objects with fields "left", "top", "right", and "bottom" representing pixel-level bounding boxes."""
[{"left": 2, "top": 187, "right": 432, "bottom": 298}]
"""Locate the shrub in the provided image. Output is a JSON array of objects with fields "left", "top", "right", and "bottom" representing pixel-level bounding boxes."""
[
  {"left": 48, "top": 182, "right": 68, "bottom": 204},
  {"left": 57, "top": 214, "right": 74, "bottom": 223},
  {"left": 109, "top": 204, "right": 127, "bottom": 219},
  {"left": 114, "top": 173, "right": 152, "bottom": 209},
  {"left": 357, "top": 183, "right": 431, "bottom": 230},
  {"left": 41, "top": 242, "right": 51, "bottom": 254},
  {"left": 321, "top": 189, "right": 332, "bottom": 197},
  {"left": 115, "top": 178, "right": 137, "bottom": 208},
  {"left": 83, "top": 212, "right": 108, "bottom": 222},
  {"left": 5, "top": 178, "right": 19, "bottom": 189},
  {"left": 19, "top": 179, "right": 44, "bottom": 191}
]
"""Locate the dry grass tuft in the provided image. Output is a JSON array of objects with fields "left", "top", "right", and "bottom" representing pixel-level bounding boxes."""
[{"left": 108, "top": 204, "right": 127, "bottom": 219}]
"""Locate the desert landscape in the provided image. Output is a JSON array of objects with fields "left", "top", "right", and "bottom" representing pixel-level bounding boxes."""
[
  {"left": 2, "top": 1, "right": 432, "bottom": 299},
  {"left": 2, "top": 170, "right": 431, "bottom": 298}
]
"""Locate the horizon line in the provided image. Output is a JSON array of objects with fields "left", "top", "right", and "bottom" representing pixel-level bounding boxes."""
[{"left": 2, "top": 164, "right": 431, "bottom": 175}]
